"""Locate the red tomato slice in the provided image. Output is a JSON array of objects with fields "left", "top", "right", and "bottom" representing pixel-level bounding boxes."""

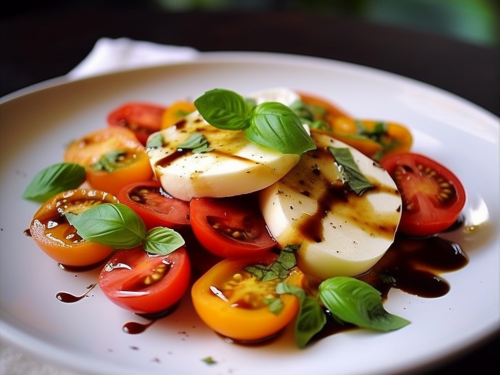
[
  {"left": 381, "top": 152, "right": 466, "bottom": 237},
  {"left": 107, "top": 102, "right": 165, "bottom": 145},
  {"left": 190, "top": 195, "right": 277, "bottom": 258},
  {"left": 191, "top": 253, "right": 304, "bottom": 342},
  {"left": 117, "top": 180, "right": 190, "bottom": 230},
  {"left": 99, "top": 246, "right": 191, "bottom": 315},
  {"left": 29, "top": 189, "right": 118, "bottom": 267}
]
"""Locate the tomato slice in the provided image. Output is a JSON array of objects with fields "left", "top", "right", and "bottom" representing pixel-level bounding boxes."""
[
  {"left": 99, "top": 246, "right": 191, "bottom": 315},
  {"left": 161, "top": 100, "right": 196, "bottom": 129},
  {"left": 64, "top": 127, "right": 143, "bottom": 166},
  {"left": 190, "top": 195, "right": 277, "bottom": 258},
  {"left": 117, "top": 180, "right": 190, "bottom": 230},
  {"left": 85, "top": 149, "right": 153, "bottom": 196},
  {"left": 29, "top": 189, "right": 118, "bottom": 267},
  {"left": 297, "top": 91, "right": 351, "bottom": 124},
  {"left": 381, "top": 152, "right": 466, "bottom": 237},
  {"left": 330, "top": 118, "right": 413, "bottom": 161},
  {"left": 64, "top": 128, "right": 153, "bottom": 195},
  {"left": 107, "top": 102, "right": 165, "bottom": 145},
  {"left": 191, "top": 253, "right": 303, "bottom": 342}
]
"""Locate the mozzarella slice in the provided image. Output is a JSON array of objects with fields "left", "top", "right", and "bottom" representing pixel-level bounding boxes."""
[
  {"left": 147, "top": 110, "right": 300, "bottom": 201},
  {"left": 259, "top": 130, "right": 402, "bottom": 281},
  {"left": 247, "top": 87, "right": 300, "bottom": 106}
]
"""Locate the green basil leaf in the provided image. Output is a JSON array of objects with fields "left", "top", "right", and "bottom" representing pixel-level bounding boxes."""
[
  {"left": 246, "top": 102, "right": 316, "bottom": 155},
  {"left": 177, "top": 133, "right": 213, "bottom": 154},
  {"left": 194, "top": 88, "right": 250, "bottom": 130},
  {"left": 328, "top": 147, "right": 373, "bottom": 195},
  {"left": 66, "top": 203, "right": 146, "bottom": 248},
  {"left": 318, "top": 277, "right": 410, "bottom": 331},
  {"left": 146, "top": 133, "right": 164, "bottom": 149},
  {"left": 143, "top": 227, "right": 185, "bottom": 256},
  {"left": 277, "top": 282, "right": 326, "bottom": 348},
  {"left": 23, "top": 162, "right": 86, "bottom": 202}
]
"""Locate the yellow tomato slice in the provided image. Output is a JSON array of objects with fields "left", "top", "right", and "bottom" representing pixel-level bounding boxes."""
[
  {"left": 29, "top": 189, "right": 118, "bottom": 267},
  {"left": 191, "top": 253, "right": 304, "bottom": 342},
  {"left": 161, "top": 100, "right": 196, "bottom": 129}
]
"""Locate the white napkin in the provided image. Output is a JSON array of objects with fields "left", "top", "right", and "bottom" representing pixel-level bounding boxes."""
[
  {"left": 0, "top": 37, "right": 199, "bottom": 375},
  {"left": 68, "top": 37, "right": 199, "bottom": 79}
]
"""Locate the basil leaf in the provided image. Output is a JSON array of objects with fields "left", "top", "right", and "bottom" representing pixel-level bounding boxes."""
[
  {"left": 328, "top": 147, "right": 373, "bottom": 195},
  {"left": 177, "top": 133, "right": 213, "bottom": 154},
  {"left": 277, "top": 282, "right": 326, "bottom": 348},
  {"left": 318, "top": 277, "right": 410, "bottom": 331},
  {"left": 146, "top": 133, "right": 164, "bottom": 149},
  {"left": 23, "top": 162, "right": 86, "bottom": 202},
  {"left": 66, "top": 203, "right": 146, "bottom": 248},
  {"left": 194, "top": 88, "right": 250, "bottom": 130},
  {"left": 244, "top": 244, "right": 299, "bottom": 281},
  {"left": 247, "top": 102, "right": 316, "bottom": 155},
  {"left": 143, "top": 227, "right": 185, "bottom": 256}
]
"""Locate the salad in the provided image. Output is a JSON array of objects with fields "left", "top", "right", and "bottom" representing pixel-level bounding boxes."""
[{"left": 23, "top": 88, "right": 467, "bottom": 348}]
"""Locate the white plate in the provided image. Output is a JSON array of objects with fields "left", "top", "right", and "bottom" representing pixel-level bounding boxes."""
[{"left": 0, "top": 52, "right": 498, "bottom": 375}]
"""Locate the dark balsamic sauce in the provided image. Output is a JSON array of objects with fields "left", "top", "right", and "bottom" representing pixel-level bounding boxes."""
[
  {"left": 56, "top": 283, "right": 97, "bottom": 303},
  {"left": 122, "top": 303, "right": 180, "bottom": 334}
]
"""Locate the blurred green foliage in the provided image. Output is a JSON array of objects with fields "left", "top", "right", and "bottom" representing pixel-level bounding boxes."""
[{"left": 153, "top": 0, "right": 500, "bottom": 47}]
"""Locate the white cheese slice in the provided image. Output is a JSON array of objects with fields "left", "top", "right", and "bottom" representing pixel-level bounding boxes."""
[
  {"left": 259, "top": 130, "right": 402, "bottom": 281},
  {"left": 147, "top": 111, "right": 300, "bottom": 201}
]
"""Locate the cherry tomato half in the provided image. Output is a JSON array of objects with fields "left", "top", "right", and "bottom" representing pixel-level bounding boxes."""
[
  {"left": 64, "top": 127, "right": 143, "bottom": 166},
  {"left": 64, "top": 127, "right": 153, "bottom": 196},
  {"left": 29, "top": 189, "right": 118, "bottom": 267},
  {"left": 117, "top": 180, "right": 190, "bottom": 230},
  {"left": 191, "top": 253, "right": 303, "bottom": 342},
  {"left": 381, "top": 152, "right": 466, "bottom": 237},
  {"left": 161, "top": 100, "right": 196, "bottom": 129},
  {"left": 297, "top": 91, "right": 351, "bottom": 124},
  {"left": 99, "top": 246, "right": 191, "bottom": 315},
  {"left": 107, "top": 102, "right": 165, "bottom": 145},
  {"left": 330, "top": 118, "right": 413, "bottom": 161},
  {"left": 190, "top": 195, "right": 277, "bottom": 258}
]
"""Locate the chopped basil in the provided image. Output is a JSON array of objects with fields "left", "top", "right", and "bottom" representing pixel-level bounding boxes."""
[
  {"left": 264, "top": 297, "right": 285, "bottom": 315},
  {"left": 90, "top": 149, "right": 128, "bottom": 173},
  {"left": 328, "top": 147, "right": 373, "bottom": 195},
  {"left": 22, "top": 162, "right": 86, "bottom": 203},
  {"left": 66, "top": 203, "right": 184, "bottom": 255},
  {"left": 244, "top": 244, "right": 299, "bottom": 281},
  {"left": 202, "top": 356, "right": 217, "bottom": 365},
  {"left": 194, "top": 88, "right": 316, "bottom": 155},
  {"left": 177, "top": 133, "right": 213, "bottom": 154}
]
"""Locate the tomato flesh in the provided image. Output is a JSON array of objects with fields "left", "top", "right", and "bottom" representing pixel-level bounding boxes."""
[
  {"left": 191, "top": 253, "right": 303, "bottom": 342},
  {"left": 117, "top": 180, "right": 190, "bottom": 230},
  {"left": 29, "top": 189, "right": 118, "bottom": 267},
  {"left": 190, "top": 195, "right": 276, "bottom": 258},
  {"left": 99, "top": 246, "right": 191, "bottom": 315},
  {"left": 107, "top": 102, "right": 165, "bottom": 145},
  {"left": 381, "top": 152, "right": 466, "bottom": 237}
]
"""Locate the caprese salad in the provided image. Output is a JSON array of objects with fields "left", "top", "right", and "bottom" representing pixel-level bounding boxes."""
[{"left": 23, "top": 87, "right": 467, "bottom": 348}]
